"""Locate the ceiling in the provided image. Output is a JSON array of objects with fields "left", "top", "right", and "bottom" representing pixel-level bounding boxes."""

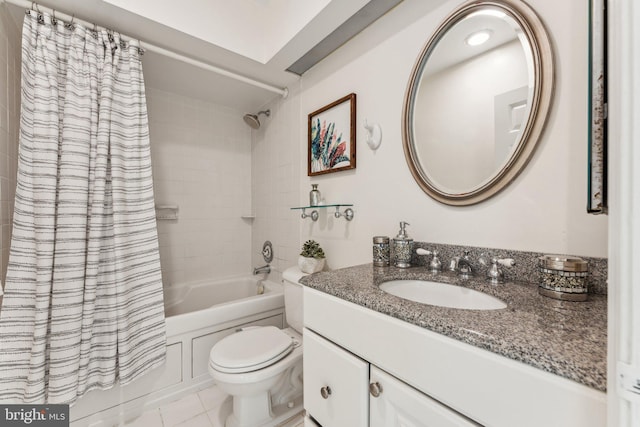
[{"left": 6, "top": 0, "right": 403, "bottom": 112}]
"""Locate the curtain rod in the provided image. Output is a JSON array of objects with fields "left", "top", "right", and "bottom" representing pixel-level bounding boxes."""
[{"left": 0, "top": 0, "right": 289, "bottom": 98}]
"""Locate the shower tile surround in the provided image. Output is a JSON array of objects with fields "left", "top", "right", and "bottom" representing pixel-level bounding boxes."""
[
  {"left": 301, "top": 242, "right": 607, "bottom": 392},
  {"left": 146, "top": 88, "right": 254, "bottom": 286},
  {"left": 250, "top": 90, "right": 302, "bottom": 279}
]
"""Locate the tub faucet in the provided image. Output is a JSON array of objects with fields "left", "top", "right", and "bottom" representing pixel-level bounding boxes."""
[{"left": 253, "top": 264, "right": 271, "bottom": 275}]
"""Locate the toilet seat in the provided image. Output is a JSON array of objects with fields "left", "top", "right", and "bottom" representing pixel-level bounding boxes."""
[{"left": 210, "top": 326, "right": 294, "bottom": 374}]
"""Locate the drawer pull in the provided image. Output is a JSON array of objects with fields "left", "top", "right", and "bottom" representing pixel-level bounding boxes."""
[
  {"left": 369, "top": 382, "right": 383, "bottom": 397},
  {"left": 320, "top": 386, "right": 332, "bottom": 399}
]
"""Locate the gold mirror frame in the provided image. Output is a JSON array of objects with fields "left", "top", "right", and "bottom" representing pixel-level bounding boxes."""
[{"left": 402, "top": 0, "right": 554, "bottom": 206}]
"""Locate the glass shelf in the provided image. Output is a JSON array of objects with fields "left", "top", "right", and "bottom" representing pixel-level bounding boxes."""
[
  {"left": 290, "top": 204, "right": 354, "bottom": 221},
  {"left": 290, "top": 204, "right": 353, "bottom": 210}
]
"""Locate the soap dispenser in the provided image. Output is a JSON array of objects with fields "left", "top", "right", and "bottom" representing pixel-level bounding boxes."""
[{"left": 393, "top": 221, "right": 413, "bottom": 268}]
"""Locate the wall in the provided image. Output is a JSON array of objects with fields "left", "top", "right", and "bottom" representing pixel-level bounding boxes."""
[
  {"left": 0, "top": 4, "right": 20, "bottom": 289},
  {"left": 146, "top": 87, "right": 254, "bottom": 286},
  {"left": 251, "top": 84, "right": 302, "bottom": 280},
  {"left": 253, "top": 0, "right": 608, "bottom": 271}
]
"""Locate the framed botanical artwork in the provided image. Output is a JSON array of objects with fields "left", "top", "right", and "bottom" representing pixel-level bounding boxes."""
[
  {"left": 308, "top": 93, "right": 356, "bottom": 176},
  {"left": 587, "top": 0, "right": 607, "bottom": 214}
]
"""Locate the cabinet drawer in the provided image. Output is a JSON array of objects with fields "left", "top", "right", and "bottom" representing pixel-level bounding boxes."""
[
  {"left": 304, "top": 328, "right": 369, "bottom": 427},
  {"left": 370, "top": 366, "right": 481, "bottom": 427}
]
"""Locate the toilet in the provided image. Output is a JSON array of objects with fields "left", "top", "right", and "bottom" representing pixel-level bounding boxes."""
[{"left": 208, "top": 267, "right": 306, "bottom": 427}]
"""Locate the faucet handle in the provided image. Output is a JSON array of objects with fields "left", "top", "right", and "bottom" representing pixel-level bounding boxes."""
[
  {"left": 416, "top": 248, "right": 433, "bottom": 256},
  {"left": 497, "top": 258, "right": 516, "bottom": 267},
  {"left": 416, "top": 248, "right": 441, "bottom": 272},
  {"left": 487, "top": 257, "right": 515, "bottom": 284}
]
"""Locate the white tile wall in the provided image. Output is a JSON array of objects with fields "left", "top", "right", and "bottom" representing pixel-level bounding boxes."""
[
  {"left": 146, "top": 87, "right": 254, "bottom": 286},
  {"left": 251, "top": 85, "right": 302, "bottom": 280},
  {"left": 0, "top": 5, "right": 21, "bottom": 286}
]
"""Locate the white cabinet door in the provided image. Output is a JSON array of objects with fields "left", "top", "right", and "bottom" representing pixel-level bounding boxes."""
[
  {"left": 370, "top": 367, "right": 482, "bottom": 427},
  {"left": 304, "top": 328, "right": 369, "bottom": 427}
]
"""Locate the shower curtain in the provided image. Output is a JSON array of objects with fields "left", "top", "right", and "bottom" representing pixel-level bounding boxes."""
[{"left": 0, "top": 11, "right": 166, "bottom": 404}]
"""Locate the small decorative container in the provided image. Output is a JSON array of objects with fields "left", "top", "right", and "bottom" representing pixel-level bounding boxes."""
[
  {"left": 309, "top": 184, "right": 321, "bottom": 206},
  {"left": 392, "top": 222, "right": 413, "bottom": 268},
  {"left": 298, "top": 256, "right": 325, "bottom": 274},
  {"left": 538, "top": 255, "right": 589, "bottom": 301},
  {"left": 372, "top": 236, "right": 390, "bottom": 267}
]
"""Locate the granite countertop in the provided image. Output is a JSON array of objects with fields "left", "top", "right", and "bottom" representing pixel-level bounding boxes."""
[{"left": 300, "top": 263, "right": 607, "bottom": 392}]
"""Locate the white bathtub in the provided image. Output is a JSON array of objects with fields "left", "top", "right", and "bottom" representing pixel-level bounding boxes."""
[{"left": 71, "top": 275, "right": 285, "bottom": 427}]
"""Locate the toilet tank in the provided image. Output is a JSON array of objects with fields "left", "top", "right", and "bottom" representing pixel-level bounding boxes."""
[{"left": 282, "top": 266, "right": 307, "bottom": 333}]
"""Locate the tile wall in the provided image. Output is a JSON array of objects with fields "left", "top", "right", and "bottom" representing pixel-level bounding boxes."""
[
  {"left": 251, "top": 86, "right": 301, "bottom": 281},
  {"left": 146, "top": 87, "right": 254, "bottom": 286},
  {"left": 0, "top": 5, "right": 21, "bottom": 287}
]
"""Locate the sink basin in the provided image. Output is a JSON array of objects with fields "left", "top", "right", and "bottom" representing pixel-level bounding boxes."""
[{"left": 379, "top": 280, "right": 507, "bottom": 310}]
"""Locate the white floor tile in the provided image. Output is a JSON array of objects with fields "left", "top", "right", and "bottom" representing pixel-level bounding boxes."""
[
  {"left": 197, "top": 385, "right": 228, "bottom": 411},
  {"left": 122, "top": 408, "right": 163, "bottom": 427},
  {"left": 122, "top": 385, "right": 301, "bottom": 427},
  {"left": 174, "top": 413, "right": 212, "bottom": 427},
  {"left": 206, "top": 398, "right": 232, "bottom": 427},
  {"left": 160, "top": 393, "right": 206, "bottom": 427}
]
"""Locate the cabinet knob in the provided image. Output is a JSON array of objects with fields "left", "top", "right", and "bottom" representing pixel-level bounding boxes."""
[
  {"left": 369, "top": 382, "right": 383, "bottom": 397},
  {"left": 320, "top": 385, "right": 332, "bottom": 399}
]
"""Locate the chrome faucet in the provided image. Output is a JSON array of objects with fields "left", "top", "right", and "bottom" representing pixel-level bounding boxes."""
[
  {"left": 452, "top": 250, "right": 474, "bottom": 278},
  {"left": 253, "top": 264, "right": 271, "bottom": 275}
]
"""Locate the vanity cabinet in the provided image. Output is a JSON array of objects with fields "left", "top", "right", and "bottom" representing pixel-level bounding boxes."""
[
  {"left": 303, "top": 287, "right": 606, "bottom": 427},
  {"left": 304, "top": 328, "right": 368, "bottom": 427},
  {"left": 304, "top": 328, "right": 480, "bottom": 427},
  {"left": 369, "top": 367, "right": 480, "bottom": 427}
]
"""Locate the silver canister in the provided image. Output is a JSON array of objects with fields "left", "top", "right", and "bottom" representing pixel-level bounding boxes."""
[
  {"left": 392, "top": 222, "right": 413, "bottom": 268},
  {"left": 309, "top": 184, "right": 321, "bottom": 206},
  {"left": 393, "top": 239, "right": 413, "bottom": 268},
  {"left": 538, "top": 255, "right": 589, "bottom": 301},
  {"left": 372, "top": 236, "right": 390, "bottom": 267}
]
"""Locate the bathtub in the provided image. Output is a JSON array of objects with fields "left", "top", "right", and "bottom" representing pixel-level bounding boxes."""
[
  {"left": 71, "top": 275, "right": 285, "bottom": 427},
  {"left": 164, "top": 275, "right": 276, "bottom": 315}
]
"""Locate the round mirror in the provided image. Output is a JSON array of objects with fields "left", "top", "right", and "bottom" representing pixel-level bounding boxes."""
[{"left": 402, "top": 0, "right": 554, "bottom": 205}]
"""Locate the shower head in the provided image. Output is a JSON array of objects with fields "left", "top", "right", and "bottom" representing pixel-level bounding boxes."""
[{"left": 243, "top": 109, "right": 270, "bottom": 129}]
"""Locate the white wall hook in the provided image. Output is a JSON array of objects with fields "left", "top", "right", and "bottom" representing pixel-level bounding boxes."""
[{"left": 364, "top": 119, "right": 382, "bottom": 150}]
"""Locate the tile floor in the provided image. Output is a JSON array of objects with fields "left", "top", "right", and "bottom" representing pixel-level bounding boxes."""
[{"left": 122, "top": 384, "right": 304, "bottom": 427}]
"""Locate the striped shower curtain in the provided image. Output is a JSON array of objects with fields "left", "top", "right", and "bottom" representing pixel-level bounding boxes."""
[{"left": 0, "top": 11, "right": 166, "bottom": 404}]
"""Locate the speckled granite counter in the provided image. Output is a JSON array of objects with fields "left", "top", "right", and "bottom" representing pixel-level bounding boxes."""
[{"left": 300, "top": 263, "right": 607, "bottom": 392}]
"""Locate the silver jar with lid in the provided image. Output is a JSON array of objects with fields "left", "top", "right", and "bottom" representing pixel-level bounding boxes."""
[
  {"left": 538, "top": 255, "right": 589, "bottom": 301},
  {"left": 309, "top": 184, "right": 321, "bottom": 206},
  {"left": 372, "top": 236, "right": 390, "bottom": 267}
]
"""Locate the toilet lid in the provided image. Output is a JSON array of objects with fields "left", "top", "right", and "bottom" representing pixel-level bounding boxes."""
[{"left": 209, "top": 326, "right": 294, "bottom": 374}]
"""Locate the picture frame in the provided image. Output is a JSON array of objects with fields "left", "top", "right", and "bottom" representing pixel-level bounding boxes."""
[
  {"left": 308, "top": 93, "right": 356, "bottom": 176},
  {"left": 587, "top": 0, "right": 607, "bottom": 214}
]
